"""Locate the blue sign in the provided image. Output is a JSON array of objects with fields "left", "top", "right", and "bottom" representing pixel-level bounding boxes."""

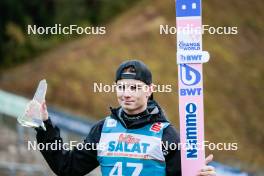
[{"left": 176, "top": 0, "right": 201, "bottom": 17}]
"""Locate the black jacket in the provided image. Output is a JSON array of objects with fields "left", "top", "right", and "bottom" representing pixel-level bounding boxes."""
[{"left": 36, "top": 100, "right": 181, "bottom": 176}]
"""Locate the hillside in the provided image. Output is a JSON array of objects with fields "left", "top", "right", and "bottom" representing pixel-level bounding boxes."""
[{"left": 0, "top": 0, "right": 263, "bottom": 173}]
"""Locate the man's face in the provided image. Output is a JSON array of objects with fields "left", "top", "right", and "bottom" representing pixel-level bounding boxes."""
[{"left": 116, "top": 79, "right": 153, "bottom": 115}]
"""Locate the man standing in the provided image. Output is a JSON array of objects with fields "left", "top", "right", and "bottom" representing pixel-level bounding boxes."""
[{"left": 36, "top": 60, "right": 216, "bottom": 176}]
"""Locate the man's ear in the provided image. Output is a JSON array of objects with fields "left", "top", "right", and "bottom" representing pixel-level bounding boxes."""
[{"left": 148, "top": 83, "right": 154, "bottom": 96}]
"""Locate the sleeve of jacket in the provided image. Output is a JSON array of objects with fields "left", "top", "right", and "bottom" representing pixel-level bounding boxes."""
[
  {"left": 162, "top": 124, "right": 182, "bottom": 176},
  {"left": 35, "top": 118, "right": 105, "bottom": 176}
]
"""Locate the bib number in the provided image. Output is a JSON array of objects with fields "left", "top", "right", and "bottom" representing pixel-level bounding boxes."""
[{"left": 109, "top": 162, "right": 143, "bottom": 176}]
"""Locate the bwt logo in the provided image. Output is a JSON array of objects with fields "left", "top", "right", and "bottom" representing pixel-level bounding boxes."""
[
  {"left": 180, "top": 64, "right": 202, "bottom": 96},
  {"left": 180, "top": 64, "right": 201, "bottom": 86},
  {"left": 180, "top": 54, "right": 202, "bottom": 61},
  {"left": 180, "top": 88, "right": 202, "bottom": 96}
]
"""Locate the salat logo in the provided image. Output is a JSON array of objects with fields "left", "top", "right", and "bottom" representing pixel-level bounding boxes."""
[{"left": 108, "top": 134, "right": 150, "bottom": 154}]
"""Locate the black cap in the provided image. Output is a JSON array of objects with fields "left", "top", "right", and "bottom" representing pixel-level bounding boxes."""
[{"left": 115, "top": 60, "right": 152, "bottom": 85}]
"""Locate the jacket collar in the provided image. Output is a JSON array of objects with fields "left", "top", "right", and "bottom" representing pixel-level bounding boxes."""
[{"left": 110, "top": 100, "right": 169, "bottom": 129}]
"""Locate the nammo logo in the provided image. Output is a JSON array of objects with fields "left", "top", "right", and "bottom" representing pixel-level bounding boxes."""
[{"left": 180, "top": 64, "right": 201, "bottom": 86}]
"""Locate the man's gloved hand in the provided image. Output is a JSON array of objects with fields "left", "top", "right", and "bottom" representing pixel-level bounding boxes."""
[{"left": 197, "top": 154, "right": 216, "bottom": 176}]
